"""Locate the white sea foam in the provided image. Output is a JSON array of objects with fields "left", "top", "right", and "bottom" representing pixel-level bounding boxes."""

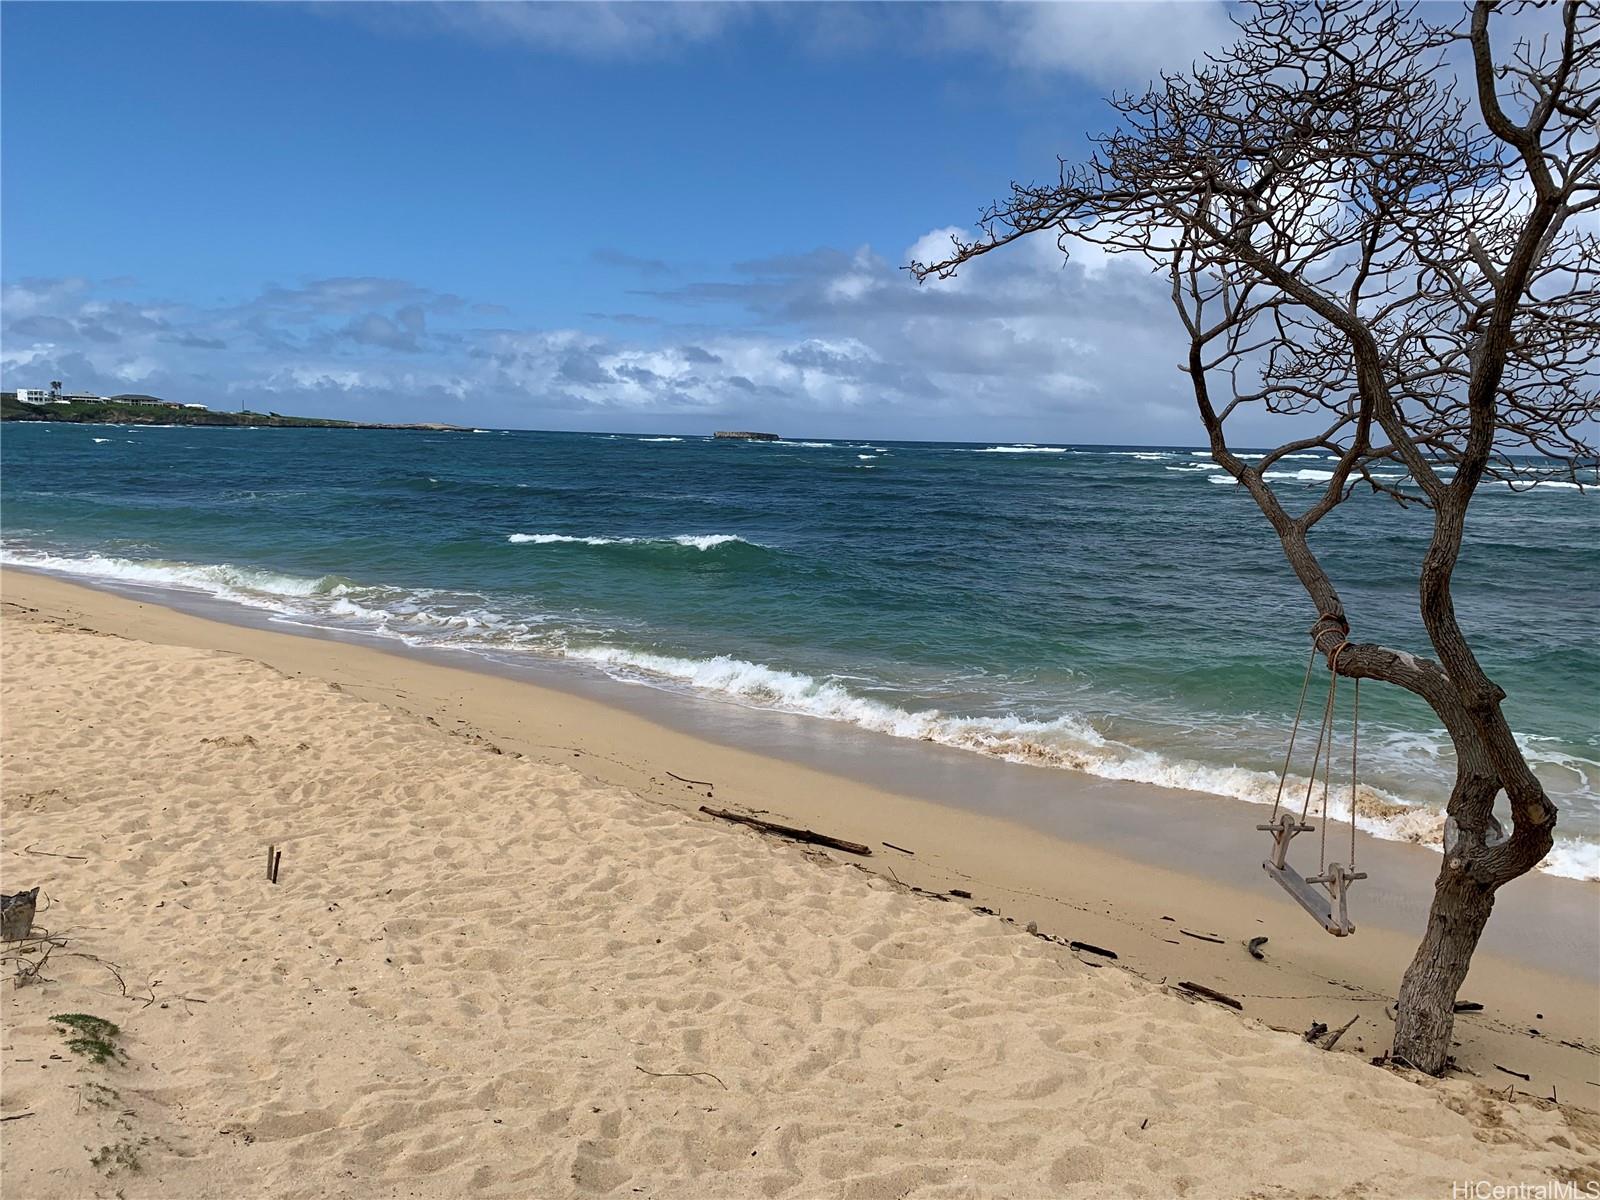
[
  {"left": 858, "top": 454, "right": 878, "bottom": 460},
  {"left": 770, "top": 440, "right": 835, "bottom": 448},
  {"left": 0, "top": 547, "right": 545, "bottom": 651},
  {"left": 974, "top": 445, "right": 1070, "bottom": 454},
  {"left": 5, "top": 545, "right": 1594, "bottom": 880},
  {"left": 92, "top": 438, "right": 112, "bottom": 444},
  {"left": 1263, "top": 469, "right": 1336, "bottom": 482},
  {"left": 672, "top": 534, "right": 746, "bottom": 550},
  {"left": 506, "top": 533, "right": 756, "bottom": 550},
  {"left": 0, "top": 548, "right": 343, "bottom": 608},
  {"left": 558, "top": 643, "right": 1598, "bottom": 879},
  {"left": 637, "top": 437, "right": 684, "bottom": 442},
  {"left": 508, "top": 534, "right": 622, "bottom": 545}
]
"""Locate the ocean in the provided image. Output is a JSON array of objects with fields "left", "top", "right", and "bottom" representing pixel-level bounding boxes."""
[{"left": 3, "top": 422, "right": 1595, "bottom": 878}]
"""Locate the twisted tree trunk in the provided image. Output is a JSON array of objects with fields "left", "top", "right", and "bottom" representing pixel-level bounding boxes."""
[
  {"left": 907, "top": 0, "right": 1590, "bottom": 1078},
  {"left": 1391, "top": 756, "right": 1503, "bottom": 1072},
  {"left": 1264, "top": 565, "right": 1555, "bottom": 1073},
  {"left": 1388, "top": 490, "right": 1557, "bottom": 1072},
  {"left": 1395, "top": 846, "right": 1498, "bottom": 1073}
]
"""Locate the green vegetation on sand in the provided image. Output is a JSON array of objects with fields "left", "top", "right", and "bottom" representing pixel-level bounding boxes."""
[{"left": 2, "top": 394, "right": 466, "bottom": 430}]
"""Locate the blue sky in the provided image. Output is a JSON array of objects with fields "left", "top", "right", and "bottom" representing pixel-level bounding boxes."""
[{"left": 2, "top": 1, "right": 1244, "bottom": 441}]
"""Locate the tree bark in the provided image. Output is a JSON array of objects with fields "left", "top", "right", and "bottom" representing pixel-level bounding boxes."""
[{"left": 1393, "top": 852, "right": 1497, "bottom": 1074}]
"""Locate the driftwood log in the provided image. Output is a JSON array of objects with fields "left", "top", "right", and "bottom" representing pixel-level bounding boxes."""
[
  {"left": 698, "top": 807, "right": 872, "bottom": 857},
  {"left": 1321, "top": 1013, "right": 1360, "bottom": 1051},
  {"left": 1176, "top": 981, "right": 1244, "bottom": 1011}
]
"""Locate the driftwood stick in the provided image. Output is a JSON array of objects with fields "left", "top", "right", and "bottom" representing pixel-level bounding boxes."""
[
  {"left": 1494, "top": 1064, "right": 1531, "bottom": 1082},
  {"left": 881, "top": 841, "right": 915, "bottom": 855},
  {"left": 1177, "top": 981, "right": 1244, "bottom": 1010},
  {"left": 1321, "top": 1013, "right": 1360, "bottom": 1050},
  {"left": 1246, "top": 936, "right": 1269, "bottom": 960},
  {"left": 635, "top": 1065, "right": 727, "bottom": 1090},
  {"left": 667, "top": 771, "right": 715, "bottom": 789},
  {"left": 22, "top": 844, "right": 88, "bottom": 862},
  {"left": 1180, "top": 929, "right": 1226, "bottom": 945},
  {"left": 699, "top": 806, "right": 872, "bottom": 856}
]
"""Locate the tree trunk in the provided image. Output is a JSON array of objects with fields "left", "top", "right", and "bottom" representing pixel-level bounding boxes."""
[
  {"left": 1390, "top": 762, "right": 1503, "bottom": 1074},
  {"left": 1393, "top": 864, "right": 1496, "bottom": 1073}
]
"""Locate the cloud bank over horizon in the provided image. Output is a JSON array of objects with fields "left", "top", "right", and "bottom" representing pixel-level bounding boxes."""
[{"left": 1, "top": 231, "right": 1226, "bottom": 442}]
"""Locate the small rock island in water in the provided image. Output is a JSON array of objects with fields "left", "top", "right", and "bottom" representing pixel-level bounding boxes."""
[{"left": 713, "top": 430, "right": 779, "bottom": 441}]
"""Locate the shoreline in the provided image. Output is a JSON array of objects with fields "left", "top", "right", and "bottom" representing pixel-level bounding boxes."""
[
  {"left": 3, "top": 566, "right": 1596, "bottom": 1105},
  {"left": 4, "top": 548, "right": 1594, "bottom": 886}
]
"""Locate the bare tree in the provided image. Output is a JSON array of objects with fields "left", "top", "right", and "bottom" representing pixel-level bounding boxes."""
[{"left": 912, "top": 0, "right": 1598, "bottom": 1075}]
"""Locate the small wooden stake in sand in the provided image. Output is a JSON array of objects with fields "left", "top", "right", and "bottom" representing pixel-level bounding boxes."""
[
  {"left": 1, "top": 888, "right": 40, "bottom": 942},
  {"left": 266, "top": 845, "right": 283, "bottom": 884}
]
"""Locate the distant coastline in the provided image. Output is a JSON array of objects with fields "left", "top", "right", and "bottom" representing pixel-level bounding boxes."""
[{"left": 1, "top": 393, "right": 468, "bottom": 431}]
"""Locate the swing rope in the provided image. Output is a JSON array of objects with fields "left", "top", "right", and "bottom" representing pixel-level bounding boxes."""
[
  {"left": 1349, "top": 668, "right": 1360, "bottom": 870},
  {"left": 1269, "top": 634, "right": 1362, "bottom": 872},
  {"left": 1269, "top": 645, "right": 1319, "bottom": 823},
  {"left": 1320, "top": 644, "right": 1348, "bottom": 871},
  {"left": 1300, "top": 653, "right": 1337, "bottom": 828},
  {"left": 1260, "top": 623, "right": 1367, "bottom": 936}
]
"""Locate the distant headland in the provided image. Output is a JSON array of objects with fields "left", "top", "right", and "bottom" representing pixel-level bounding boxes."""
[{"left": 1, "top": 386, "right": 468, "bottom": 431}]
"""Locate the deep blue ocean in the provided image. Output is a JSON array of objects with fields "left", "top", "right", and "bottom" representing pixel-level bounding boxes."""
[{"left": 3, "top": 422, "right": 1596, "bottom": 877}]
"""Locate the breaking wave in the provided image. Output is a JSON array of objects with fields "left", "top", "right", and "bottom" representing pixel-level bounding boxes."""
[
  {"left": 561, "top": 644, "right": 1597, "bottom": 879},
  {"left": 4, "top": 543, "right": 1594, "bottom": 881},
  {"left": 506, "top": 533, "right": 759, "bottom": 550}
]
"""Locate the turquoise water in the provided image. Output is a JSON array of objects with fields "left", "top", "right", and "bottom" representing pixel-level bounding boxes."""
[{"left": 3, "top": 422, "right": 1596, "bottom": 877}]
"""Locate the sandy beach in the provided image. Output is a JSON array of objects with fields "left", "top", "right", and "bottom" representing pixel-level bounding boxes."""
[{"left": 2, "top": 570, "right": 1597, "bottom": 1198}]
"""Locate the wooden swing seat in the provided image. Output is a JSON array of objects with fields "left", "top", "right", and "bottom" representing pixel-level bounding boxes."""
[{"left": 1257, "top": 812, "right": 1367, "bottom": 937}]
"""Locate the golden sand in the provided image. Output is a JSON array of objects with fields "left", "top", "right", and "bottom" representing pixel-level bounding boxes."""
[{"left": 2, "top": 577, "right": 1595, "bottom": 1197}]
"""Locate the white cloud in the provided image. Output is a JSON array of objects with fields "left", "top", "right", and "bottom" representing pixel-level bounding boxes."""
[
  {"left": 1000, "top": 2, "right": 1235, "bottom": 85},
  {"left": 2, "top": 277, "right": 91, "bottom": 320},
  {"left": 327, "top": 1, "right": 1235, "bottom": 87},
  {"left": 0, "top": 234, "right": 1221, "bottom": 441},
  {"left": 359, "top": 1, "right": 746, "bottom": 60}
]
